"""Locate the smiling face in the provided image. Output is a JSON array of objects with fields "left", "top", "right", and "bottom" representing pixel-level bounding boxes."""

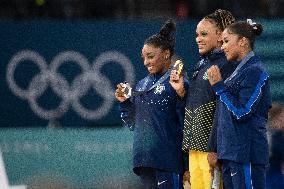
[
  {"left": 221, "top": 28, "right": 244, "bottom": 61},
  {"left": 195, "top": 19, "right": 222, "bottom": 55},
  {"left": 141, "top": 44, "right": 170, "bottom": 75}
]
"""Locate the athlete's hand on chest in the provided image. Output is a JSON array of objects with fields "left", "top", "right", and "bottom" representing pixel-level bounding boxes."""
[{"left": 207, "top": 65, "right": 222, "bottom": 86}]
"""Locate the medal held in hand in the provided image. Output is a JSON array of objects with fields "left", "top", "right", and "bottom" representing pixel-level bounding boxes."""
[
  {"left": 121, "top": 82, "right": 145, "bottom": 98},
  {"left": 173, "top": 59, "right": 184, "bottom": 76},
  {"left": 121, "top": 82, "right": 133, "bottom": 98}
]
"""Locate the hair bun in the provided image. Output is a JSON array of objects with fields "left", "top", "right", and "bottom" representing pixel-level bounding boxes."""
[
  {"left": 144, "top": 19, "right": 176, "bottom": 56},
  {"left": 159, "top": 19, "right": 176, "bottom": 38},
  {"left": 247, "top": 19, "right": 263, "bottom": 36},
  {"left": 252, "top": 23, "right": 263, "bottom": 36}
]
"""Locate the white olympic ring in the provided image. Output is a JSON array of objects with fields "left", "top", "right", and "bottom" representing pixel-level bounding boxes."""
[{"left": 6, "top": 50, "right": 135, "bottom": 120}]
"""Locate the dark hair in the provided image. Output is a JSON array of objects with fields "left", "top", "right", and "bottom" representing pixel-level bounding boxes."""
[
  {"left": 204, "top": 9, "right": 235, "bottom": 31},
  {"left": 226, "top": 21, "right": 263, "bottom": 49},
  {"left": 144, "top": 19, "right": 176, "bottom": 56}
]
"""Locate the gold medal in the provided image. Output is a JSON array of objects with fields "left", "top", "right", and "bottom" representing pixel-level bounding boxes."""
[{"left": 173, "top": 60, "right": 184, "bottom": 76}]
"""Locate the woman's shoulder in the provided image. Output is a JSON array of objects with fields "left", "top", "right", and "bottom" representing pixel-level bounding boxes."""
[
  {"left": 246, "top": 55, "right": 268, "bottom": 73},
  {"left": 240, "top": 64, "right": 269, "bottom": 84}
]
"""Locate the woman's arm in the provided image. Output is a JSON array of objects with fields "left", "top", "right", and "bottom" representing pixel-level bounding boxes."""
[{"left": 209, "top": 66, "right": 269, "bottom": 120}]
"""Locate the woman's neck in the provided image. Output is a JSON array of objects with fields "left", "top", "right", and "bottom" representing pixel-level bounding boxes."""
[
  {"left": 237, "top": 49, "right": 252, "bottom": 61},
  {"left": 154, "top": 60, "right": 171, "bottom": 76}
]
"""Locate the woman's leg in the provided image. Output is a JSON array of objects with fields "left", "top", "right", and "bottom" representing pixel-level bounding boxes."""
[
  {"left": 156, "top": 169, "right": 182, "bottom": 189},
  {"left": 138, "top": 167, "right": 183, "bottom": 189},
  {"left": 221, "top": 160, "right": 246, "bottom": 189},
  {"left": 250, "top": 163, "right": 266, "bottom": 189},
  {"left": 189, "top": 150, "right": 211, "bottom": 189},
  {"left": 139, "top": 167, "right": 157, "bottom": 189}
]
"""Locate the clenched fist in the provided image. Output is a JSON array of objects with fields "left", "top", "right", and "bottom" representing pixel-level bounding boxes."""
[
  {"left": 115, "top": 83, "right": 127, "bottom": 102},
  {"left": 207, "top": 65, "right": 222, "bottom": 86}
]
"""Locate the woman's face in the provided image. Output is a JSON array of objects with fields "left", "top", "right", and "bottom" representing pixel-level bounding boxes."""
[
  {"left": 196, "top": 19, "right": 221, "bottom": 55},
  {"left": 141, "top": 44, "right": 169, "bottom": 75},
  {"left": 221, "top": 29, "right": 243, "bottom": 61}
]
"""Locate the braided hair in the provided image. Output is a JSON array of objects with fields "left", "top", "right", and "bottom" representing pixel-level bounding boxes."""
[
  {"left": 204, "top": 9, "right": 235, "bottom": 31},
  {"left": 144, "top": 19, "right": 176, "bottom": 56},
  {"left": 225, "top": 20, "right": 263, "bottom": 50}
]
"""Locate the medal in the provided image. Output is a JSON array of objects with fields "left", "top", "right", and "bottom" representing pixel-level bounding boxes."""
[
  {"left": 121, "top": 82, "right": 133, "bottom": 98},
  {"left": 173, "top": 60, "right": 184, "bottom": 76}
]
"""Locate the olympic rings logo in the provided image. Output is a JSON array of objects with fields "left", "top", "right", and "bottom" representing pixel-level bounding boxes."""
[{"left": 6, "top": 50, "right": 135, "bottom": 120}]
